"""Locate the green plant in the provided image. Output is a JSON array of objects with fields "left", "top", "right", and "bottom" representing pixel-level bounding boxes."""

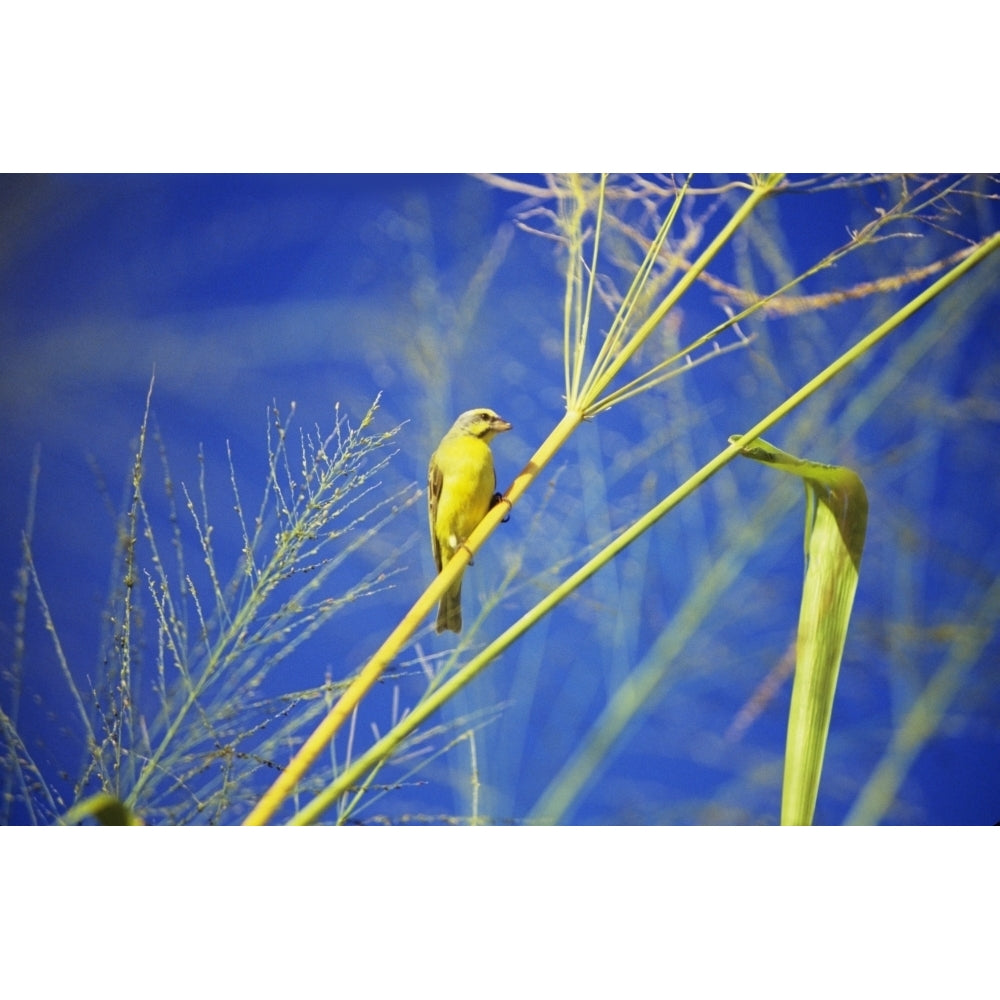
[{"left": 3, "top": 389, "right": 419, "bottom": 824}]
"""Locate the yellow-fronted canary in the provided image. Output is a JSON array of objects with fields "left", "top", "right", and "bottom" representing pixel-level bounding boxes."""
[{"left": 428, "top": 408, "right": 512, "bottom": 633}]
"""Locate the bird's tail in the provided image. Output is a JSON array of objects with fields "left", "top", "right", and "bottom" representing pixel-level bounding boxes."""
[{"left": 436, "top": 576, "right": 463, "bottom": 633}]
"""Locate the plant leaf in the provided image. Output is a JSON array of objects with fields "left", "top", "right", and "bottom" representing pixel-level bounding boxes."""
[
  {"left": 730, "top": 435, "right": 868, "bottom": 825},
  {"left": 63, "top": 792, "right": 145, "bottom": 826}
]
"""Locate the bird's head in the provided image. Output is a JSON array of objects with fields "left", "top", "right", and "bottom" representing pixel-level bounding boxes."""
[{"left": 450, "top": 408, "right": 512, "bottom": 442}]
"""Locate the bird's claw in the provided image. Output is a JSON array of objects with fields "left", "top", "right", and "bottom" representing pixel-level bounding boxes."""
[{"left": 490, "top": 492, "right": 512, "bottom": 523}]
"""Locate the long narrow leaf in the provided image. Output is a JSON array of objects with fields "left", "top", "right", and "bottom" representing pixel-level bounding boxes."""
[{"left": 730, "top": 436, "right": 868, "bottom": 825}]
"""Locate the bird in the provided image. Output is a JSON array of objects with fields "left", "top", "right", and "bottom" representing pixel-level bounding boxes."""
[{"left": 428, "top": 407, "right": 512, "bottom": 633}]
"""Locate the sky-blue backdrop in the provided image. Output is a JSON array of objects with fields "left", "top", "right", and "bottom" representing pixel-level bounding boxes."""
[{"left": 2, "top": 174, "right": 998, "bottom": 825}]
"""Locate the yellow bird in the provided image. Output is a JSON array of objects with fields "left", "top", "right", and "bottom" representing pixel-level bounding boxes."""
[{"left": 428, "top": 408, "right": 512, "bottom": 633}]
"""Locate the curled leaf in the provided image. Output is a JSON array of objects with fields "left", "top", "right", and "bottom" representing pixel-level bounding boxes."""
[{"left": 730, "top": 434, "right": 868, "bottom": 825}]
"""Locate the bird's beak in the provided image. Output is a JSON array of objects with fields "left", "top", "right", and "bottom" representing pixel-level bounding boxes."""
[{"left": 492, "top": 416, "right": 512, "bottom": 433}]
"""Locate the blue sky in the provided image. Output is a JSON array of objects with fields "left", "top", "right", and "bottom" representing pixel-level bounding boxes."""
[{"left": 2, "top": 173, "right": 999, "bottom": 828}]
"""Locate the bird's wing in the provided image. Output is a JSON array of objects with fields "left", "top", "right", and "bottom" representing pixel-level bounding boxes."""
[{"left": 428, "top": 456, "right": 444, "bottom": 573}]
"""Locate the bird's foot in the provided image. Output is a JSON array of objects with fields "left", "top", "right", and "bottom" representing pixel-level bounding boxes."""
[{"left": 490, "top": 492, "right": 512, "bottom": 523}]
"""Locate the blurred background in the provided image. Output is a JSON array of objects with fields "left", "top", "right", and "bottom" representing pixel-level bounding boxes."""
[{"left": 2, "top": 173, "right": 998, "bottom": 825}]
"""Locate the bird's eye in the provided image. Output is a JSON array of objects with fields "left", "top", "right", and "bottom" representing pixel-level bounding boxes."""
[{"left": 480, "top": 411, "right": 490, "bottom": 421}]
